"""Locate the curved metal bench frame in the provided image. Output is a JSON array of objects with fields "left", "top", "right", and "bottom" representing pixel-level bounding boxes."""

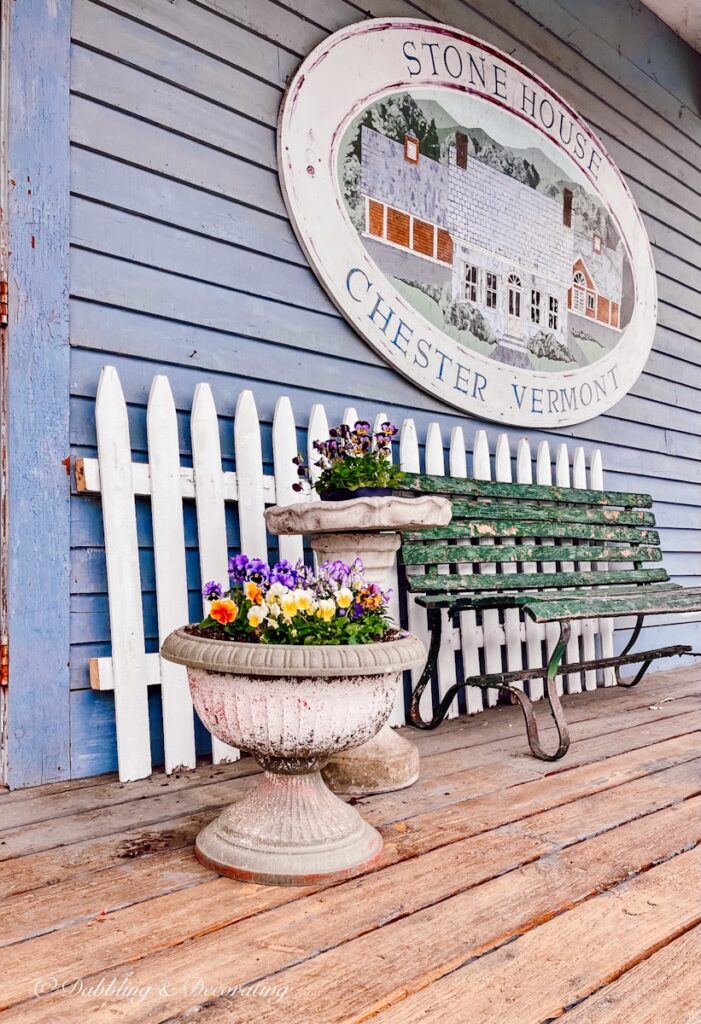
[{"left": 409, "top": 609, "right": 691, "bottom": 762}]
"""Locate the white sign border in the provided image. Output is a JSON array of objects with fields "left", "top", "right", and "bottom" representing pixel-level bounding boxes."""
[{"left": 277, "top": 18, "right": 657, "bottom": 428}]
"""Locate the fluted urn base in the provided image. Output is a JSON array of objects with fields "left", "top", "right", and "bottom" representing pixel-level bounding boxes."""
[{"left": 194, "top": 759, "right": 382, "bottom": 885}]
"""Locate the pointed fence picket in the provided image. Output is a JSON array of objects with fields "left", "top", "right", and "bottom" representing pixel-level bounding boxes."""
[
  {"left": 556, "top": 444, "right": 582, "bottom": 693},
  {"left": 94, "top": 367, "right": 152, "bottom": 782},
  {"left": 450, "top": 427, "right": 483, "bottom": 715},
  {"left": 496, "top": 435, "right": 524, "bottom": 689},
  {"left": 591, "top": 450, "right": 617, "bottom": 685},
  {"left": 517, "top": 439, "right": 544, "bottom": 700},
  {"left": 373, "top": 410, "right": 405, "bottom": 729},
  {"left": 401, "top": 419, "right": 434, "bottom": 723},
  {"left": 272, "top": 397, "right": 304, "bottom": 565},
  {"left": 191, "top": 383, "right": 240, "bottom": 766},
  {"left": 80, "top": 366, "right": 615, "bottom": 781},
  {"left": 147, "top": 377, "right": 196, "bottom": 774},
  {"left": 473, "top": 430, "right": 502, "bottom": 708},
  {"left": 573, "top": 447, "right": 598, "bottom": 691}
]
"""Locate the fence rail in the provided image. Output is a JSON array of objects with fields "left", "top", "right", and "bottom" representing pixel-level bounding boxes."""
[{"left": 78, "top": 366, "right": 615, "bottom": 782}]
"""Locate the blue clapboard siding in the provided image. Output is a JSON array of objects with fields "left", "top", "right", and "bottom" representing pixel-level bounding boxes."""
[{"left": 65, "top": 0, "right": 701, "bottom": 777}]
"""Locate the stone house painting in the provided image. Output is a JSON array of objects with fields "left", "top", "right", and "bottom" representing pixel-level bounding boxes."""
[{"left": 359, "top": 124, "right": 624, "bottom": 359}]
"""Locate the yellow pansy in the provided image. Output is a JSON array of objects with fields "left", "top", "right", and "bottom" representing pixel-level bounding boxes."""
[
  {"left": 335, "top": 587, "right": 353, "bottom": 609},
  {"left": 293, "top": 589, "right": 316, "bottom": 613},
  {"left": 280, "top": 593, "right": 298, "bottom": 619},
  {"left": 316, "top": 598, "right": 336, "bottom": 622}
]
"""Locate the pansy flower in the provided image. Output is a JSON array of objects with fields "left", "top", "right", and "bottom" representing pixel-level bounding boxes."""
[
  {"left": 202, "top": 580, "right": 224, "bottom": 602},
  {"left": 209, "top": 599, "right": 238, "bottom": 625}
]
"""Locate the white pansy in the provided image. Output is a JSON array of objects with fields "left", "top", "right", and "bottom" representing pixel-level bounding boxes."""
[{"left": 247, "top": 602, "right": 268, "bottom": 627}]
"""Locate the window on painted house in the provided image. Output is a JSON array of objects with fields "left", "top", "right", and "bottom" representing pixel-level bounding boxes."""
[
  {"left": 572, "top": 271, "right": 586, "bottom": 313},
  {"left": 363, "top": 198, "right": 452, "bottom": 265},
  {"left": 404, "top": 134, "right": 419, "bottom": 164},
  {"left": 587, "top": 292, "right": 596, "bottom": 312},
  {"left": 455, "top": 131, "right": 468, "bottom": 169},
  {"left": 548, "top": 295, "right": 559, "bottom": 330},
  {"left": 593, "top": 233, "right": 602, "bottom": 254},
  {"left": 530, "top": 289, "right": 541, "bottom": 323},
  {"left": 465, "top": 264, "right": 479, "bottom": 302},
  {"left": 562, "top": 188, "right": 573, "bottom": 228},
  {"left": 485, "top": 272, "right": 497, "bottom": 309}
]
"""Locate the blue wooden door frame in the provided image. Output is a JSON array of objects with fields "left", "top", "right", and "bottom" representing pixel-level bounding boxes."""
[{"left": 3, "top": 0, "right": 71, "bottom": 788}]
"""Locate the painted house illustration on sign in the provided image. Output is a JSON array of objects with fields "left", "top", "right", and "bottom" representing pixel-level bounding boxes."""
[{"left": 359, "top": 124, "right": 623, "bottom": 367}]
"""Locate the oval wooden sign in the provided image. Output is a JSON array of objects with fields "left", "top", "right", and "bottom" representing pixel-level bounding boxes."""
[{"left": 278, "top": 19, "right": 657, "bottom": 427}]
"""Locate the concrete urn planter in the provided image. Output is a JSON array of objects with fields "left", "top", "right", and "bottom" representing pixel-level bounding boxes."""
[{"left": 161, "top": 628, "right": 425, "bottom": 886}]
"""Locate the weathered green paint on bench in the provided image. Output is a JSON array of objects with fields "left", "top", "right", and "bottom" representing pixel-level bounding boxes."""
[
  {"left": 402, "top": 522, "right": 660, "bottom": 544},
  {"left": 403, "top": 474, "right": 653, "bottom": 508},
  {"left": 409, "top": 567, "right": 670, "bottom": 597},
  {"left": 448, "top": 501, "right": 656, "bottom": 528},
  {"left": 415, "top": 580, "right": 684, "bottom": 611},
  {"left": 402, "top": 542, "right": 662, "bottom": 567},
  {"left": 523, "top": 587, "right": 701, "bottom": 623}
]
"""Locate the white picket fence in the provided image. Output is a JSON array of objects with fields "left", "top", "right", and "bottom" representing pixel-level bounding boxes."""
[{"left": 78, "top": 366, "right": 616, "bottom": 782}]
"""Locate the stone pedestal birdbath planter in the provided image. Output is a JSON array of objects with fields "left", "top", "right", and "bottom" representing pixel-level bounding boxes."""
[
  {"left": 161, "top": 628, "right": 425, "bottom": 885},
  {"left": 265, "top": 494, "right": 451, "bottom": 795}
]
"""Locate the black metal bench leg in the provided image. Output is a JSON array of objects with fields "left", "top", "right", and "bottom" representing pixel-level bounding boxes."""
[
  {"left": 409, "top": 608, "right": 444, "bottom": 729},
  {"left": 614, "top": 616, "right": 650, "bottom": 687},
  {"left": 503, "top": 621, "right": 572, "bottom": 762}
]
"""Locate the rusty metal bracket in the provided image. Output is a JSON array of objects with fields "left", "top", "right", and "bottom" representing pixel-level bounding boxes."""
[
  {"left": 505, "top": 620, "right": 571, "bottom": 761},
  {"left": 0, "top": 276, "right": 7, "bottom": 328},
  {"left": 614, "top": 615, "right": 647, "bottom": 687}
]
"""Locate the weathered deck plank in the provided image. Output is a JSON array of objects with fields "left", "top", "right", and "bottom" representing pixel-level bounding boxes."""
[
  {"left": 368, "top": 847, "right": 701, "bottom": 1024},
  {"left": 556, "top": 923, "right": 701, "bottom": 1023}
]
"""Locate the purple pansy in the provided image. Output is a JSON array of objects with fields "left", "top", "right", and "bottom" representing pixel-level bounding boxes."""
[
  {"left": 228, "top": 554, "right": 250, "bottom": 582},
  {"left": 270, "top": 559, "right": 298, "bottom": 588},
  {"left": 202, "top": 580, "right": 224, "bottom": 601}
]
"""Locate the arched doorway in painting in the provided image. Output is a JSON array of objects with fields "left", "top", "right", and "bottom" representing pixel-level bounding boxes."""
[{"left": 507, "top": 273, "right": 523, "bottom": 338}]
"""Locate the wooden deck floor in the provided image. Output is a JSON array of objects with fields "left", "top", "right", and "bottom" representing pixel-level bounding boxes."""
[{"left": 1, "top": 667, "right": 700, "bottom": 1023}]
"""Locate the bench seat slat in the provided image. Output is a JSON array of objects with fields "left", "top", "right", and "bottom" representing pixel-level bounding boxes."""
[
  {"left": 408, "top": 567, "right": 670, "bottom": 597},
  {"left": 521, "top": 586, "right": 701, "bottom": 623},
  {"left": 414, "top": 581, "right": 684, "bottom": 611},
  {"left": 402, "top": 522, "right": 660, "bottom": 545},
  {"left": 405, "top": 474, "right": 653, "bottom": 508},
  {"left": 447, "top": 501, "right": 656, "bottom": 528},
  {"left": 401, "top": 541, "right": 662, "bottom": 566}
]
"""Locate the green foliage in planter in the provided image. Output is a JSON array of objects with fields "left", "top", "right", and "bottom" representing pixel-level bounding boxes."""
[{"left": 293, "top": 421, "right": 406, "bottom": 496}]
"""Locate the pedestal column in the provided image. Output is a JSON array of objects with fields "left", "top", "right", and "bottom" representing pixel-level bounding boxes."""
[
  {"left": 265, "top": 494, "right": 452, "bottom": 796},
  {"left": 311, "top": 532, "right": 419, "bottom": 795}
]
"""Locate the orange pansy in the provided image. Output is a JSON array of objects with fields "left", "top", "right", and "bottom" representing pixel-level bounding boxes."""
[
  {"left": 244, "top": 581, "right": 264, "bottom": 605},
  {"left": 210, "top": 599, "right": 238, "bottom": 625}
]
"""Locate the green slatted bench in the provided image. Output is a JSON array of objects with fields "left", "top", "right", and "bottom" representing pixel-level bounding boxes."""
[{"left": 399, "top": 474, "right": 701, "bottom": 761}]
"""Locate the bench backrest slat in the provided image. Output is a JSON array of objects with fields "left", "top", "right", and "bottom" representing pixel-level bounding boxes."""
[
  {"left": 402, "top": 542, "right": 662, "bottom": 567},
  {"left": 406, "top": 567, "right": 670, "bottom": 593},
  {"left": 448, "top": 502, "right": 655, "bottom": 528},
  {"left": 404, "top": 474, "right": 652, "bottom": 508},
  {"left": 403, "top": 523, "right": 660, "bottom": 545}
]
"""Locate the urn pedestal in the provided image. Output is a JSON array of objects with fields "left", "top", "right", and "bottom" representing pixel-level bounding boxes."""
[
  {"left": 161, "top": 629, "right": 425, "bottom": 885},
  {"left": 265, "top": 495, "right": 452, "bottom": 795}
]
